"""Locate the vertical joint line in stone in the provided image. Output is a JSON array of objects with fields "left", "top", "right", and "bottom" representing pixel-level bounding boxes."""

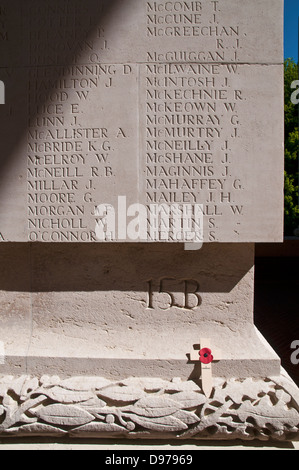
[
  {"left": 25, "top": 243, "right": 34, "bottom": 372},
  {"left": 0, "top": 80, "right": 5, "bottom": 104},
  {"left": 137, "top": 63, "right": 140, "bottom": 206}
]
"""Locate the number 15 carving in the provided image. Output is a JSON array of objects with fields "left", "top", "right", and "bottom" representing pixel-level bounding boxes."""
[{"left": 146, "top": 278, "right": 202, "bottom": 310}]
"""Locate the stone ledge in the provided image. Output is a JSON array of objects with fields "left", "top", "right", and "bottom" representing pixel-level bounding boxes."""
[
  {"left": 0, "top": 357, "right": 281, "bottom": 382},
  {"left": 0, "top": 368, "right": 298, "bottom": 442},
  {"left": 1, "top": 326, "right": 281, "bottom": 380},
  {"left": 0, "top": 441, "right": 298, "bottom": 450}
]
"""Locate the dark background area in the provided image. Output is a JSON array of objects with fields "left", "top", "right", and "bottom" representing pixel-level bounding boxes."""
[{"left": 255, "top": 240, "right": 299, "bottom": 386}]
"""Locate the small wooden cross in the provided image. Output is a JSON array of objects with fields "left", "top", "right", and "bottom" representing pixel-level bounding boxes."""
[{"left": 189, "top": 338, "right": 221, "bottom": 397}]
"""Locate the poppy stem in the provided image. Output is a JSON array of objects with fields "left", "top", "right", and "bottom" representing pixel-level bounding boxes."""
[{"left": 201, "top": 364, "right": 213, "bottom": 397}]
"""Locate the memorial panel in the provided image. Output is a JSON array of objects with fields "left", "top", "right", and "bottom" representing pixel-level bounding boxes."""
[{"left": 0, "top": 0, "right": 284, "bottom": 243}]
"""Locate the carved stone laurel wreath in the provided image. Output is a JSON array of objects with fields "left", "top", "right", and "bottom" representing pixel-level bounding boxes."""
[{"left": 0, "top": 369, "right": 298, "bottom": 441}]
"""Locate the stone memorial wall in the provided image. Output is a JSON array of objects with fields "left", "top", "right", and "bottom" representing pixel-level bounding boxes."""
[{"left": 0, "top": 0, "right": 284, "bottom": 243}]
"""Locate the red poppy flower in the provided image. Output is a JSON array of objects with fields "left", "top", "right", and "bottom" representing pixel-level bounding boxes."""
[{"left": 199, "top": 348, "right": 213, "bottom": 364}]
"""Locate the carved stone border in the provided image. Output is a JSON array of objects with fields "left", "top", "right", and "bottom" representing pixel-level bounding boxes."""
[{"left": 0, "top": 369, "right": 298, "bottom": 441}]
